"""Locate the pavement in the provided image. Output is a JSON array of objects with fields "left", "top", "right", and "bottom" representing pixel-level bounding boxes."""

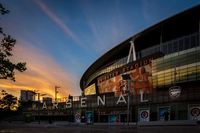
[{"left": 0, "top": 121, "right": 200, "bottom": 133}]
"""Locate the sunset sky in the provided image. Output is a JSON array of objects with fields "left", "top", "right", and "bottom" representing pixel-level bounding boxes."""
[{"left": 0, "top": 0, "right": 200, "bottom": 99}]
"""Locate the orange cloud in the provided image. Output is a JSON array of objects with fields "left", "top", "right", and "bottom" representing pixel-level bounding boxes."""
[{"left": 0, "top": 40, "right": 81, "bottom": 99}]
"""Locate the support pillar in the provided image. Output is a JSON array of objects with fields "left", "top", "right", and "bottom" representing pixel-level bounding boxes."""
[{"left": 127, "top": 41, "right": 136, "bottom": 63}]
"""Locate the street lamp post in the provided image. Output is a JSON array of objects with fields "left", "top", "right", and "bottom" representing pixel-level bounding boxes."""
[
  {"left": 122, "top": 74, "right": 131, "bottom": 126},
  {"left": 127, "top": 80, "right": 131, "bottom": 125},
  {"left": 55, "top": 86, "right": 60, "bottom": 102}
]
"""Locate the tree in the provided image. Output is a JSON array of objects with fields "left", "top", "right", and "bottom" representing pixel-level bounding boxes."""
[
  {"left": 0, "top": 3, "right": 26, "bottom": 81},
  {"left": 0, "top": 90, "right": 18, "bottom": 111},
  {"left": 0, "top": 3, "right": 9, "bottom": 15},
  {"left": 0, "top": 90, "right": 19, "bottom": 122},
  {"left": 68, "top": 94, "right": 73, "bottom": 100}
]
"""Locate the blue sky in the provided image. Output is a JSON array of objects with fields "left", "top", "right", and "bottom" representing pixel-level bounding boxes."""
[{"left": 0, "top": 0, "right": 200, "bottom": 98}]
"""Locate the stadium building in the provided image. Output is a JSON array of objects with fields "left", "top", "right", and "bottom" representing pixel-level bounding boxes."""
[
  {"left": 79, "top": 5, "right": 200, "bottom": 123},
  {"left": 23, "top": 5, "right": 200, "bottom": 123}
]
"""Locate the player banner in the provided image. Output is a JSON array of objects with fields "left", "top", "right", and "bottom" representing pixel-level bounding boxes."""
[
  {"left": 159, "top": 106, "right": 170, "bottom": 121},
  {"left": 189, "top": 106, "right": 200, "bottom": 120},
  {"left": 85, "top": 111, "right": 93, "bottom": 124},
  {"left": 98, "top": 63, "right": 153, "bottom": 96},
  {"left": 109, "top": 114, "right": 120, "bottom": 123},
  {"left": 75, "top": 111, "right": 81, "bottom": 123},
  {"left": 139, "top": 108, "right": 150, "bottom": 122}
]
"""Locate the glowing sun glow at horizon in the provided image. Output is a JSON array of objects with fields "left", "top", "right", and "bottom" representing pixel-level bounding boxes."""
[{"left": 0, "top": 40, "right": 81, "bottom": 99}]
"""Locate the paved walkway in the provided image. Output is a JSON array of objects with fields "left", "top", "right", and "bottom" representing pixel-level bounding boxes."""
[{"left": 0, "top": 121, "right": 200, "bottom": 133}]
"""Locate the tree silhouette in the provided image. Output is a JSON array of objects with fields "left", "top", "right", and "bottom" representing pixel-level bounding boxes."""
[
  {"left": 0, "top": 90, "right": 18, "bottom": 111},
  {"left": 68, "top": 94, "right": 73, "bottom": 100},
  {"left": 0, "top": 3, "right": 9, "bottom": 15},
  {"left": 0, "top": 3, "right": 26, "bottom": 81}
]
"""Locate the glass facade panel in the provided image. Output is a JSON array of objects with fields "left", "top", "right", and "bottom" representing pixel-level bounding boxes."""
[
  {"left": 187, "top": 66, "right": 196, "bottom": 72},
  {"left": 187, "top": 74, "right": 196, "bottom": 81},
  {"left": 152, "top": 46, "right": 200, "bottom": 88}
]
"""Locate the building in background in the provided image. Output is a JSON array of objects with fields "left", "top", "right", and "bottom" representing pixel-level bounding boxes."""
[
  {"left": 42, "top": 97, "right": 53, "bottom": 104},
  {"left": 20, "top": 90, "right": 35, "bottom": 102}
]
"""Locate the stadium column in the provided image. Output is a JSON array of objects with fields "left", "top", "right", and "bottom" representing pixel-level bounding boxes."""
[
  {"left": 127, "top": 80, "right": 130, "bottom": 125},
  {"left": 121, "top": 74, "right": 131, "bottom": 125},
  {"left": 160, "top": 25, "right": 163, "bottom": 51},
  {"left": 127, "top": 41, "right": 136, "bottom": 63}
]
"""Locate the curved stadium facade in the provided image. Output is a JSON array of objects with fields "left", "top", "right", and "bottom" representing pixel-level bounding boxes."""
[{"left": 79, "top": 5, "right": 200, "bottom": 122}]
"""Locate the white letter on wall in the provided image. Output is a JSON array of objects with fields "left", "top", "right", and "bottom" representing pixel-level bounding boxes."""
[
  {"left": 66, "top": 99, "right": 72, "bottom": 108},
  {"left": 53, "top": 102, "right": 58, "bottom": 109},
  {"left": 140, "top": 89, "right": 148, "bottom": 102},
  {"left": 116, "top": 94, "right": 127, "bottom": 104},
  {"left": 97, "top": 95, "right": 105, "bottom": 106},
  {"left": 81, "top": 97, "right": 87, "bottom": 107},
  {"left": 42, "top": 102, "right": 47, "bottom": 109}
]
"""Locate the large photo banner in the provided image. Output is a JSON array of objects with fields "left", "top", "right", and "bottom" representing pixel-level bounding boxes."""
[
  {"left": 129, "top": 65, "right": 153, "bottom": 94},
  {"left": 98, "top": 75, "right": 122, "bottom": 95},
  {"left": 98, "top": 64, "right": 153, "bottom": 96}
]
